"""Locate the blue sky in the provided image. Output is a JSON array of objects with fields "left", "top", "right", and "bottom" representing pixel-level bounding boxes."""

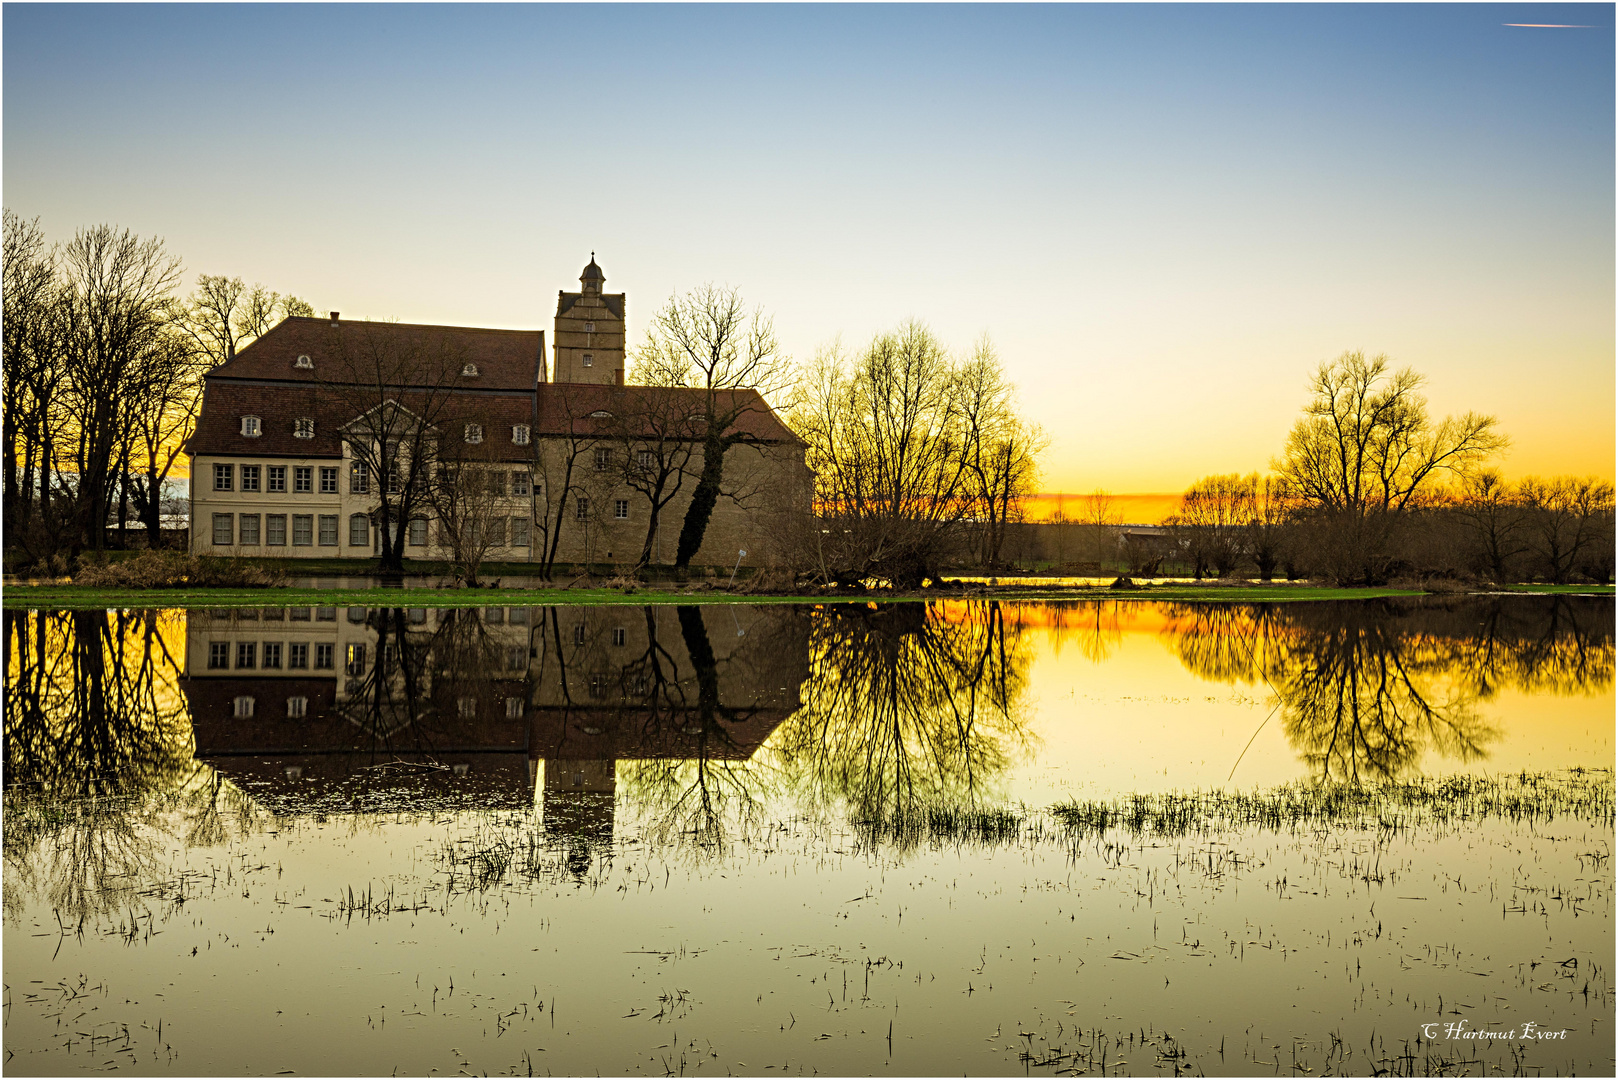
[{"left": 6, "top": 3, "right": 1612, "bottom": 493}]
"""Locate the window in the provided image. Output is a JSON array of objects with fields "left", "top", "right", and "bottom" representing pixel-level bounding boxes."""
[
  {"left": 242, "top": 416, "right": 261, "bottom": 437},
  {"left": 233, "top": 696, "right": 256, "bottom": 719},
  {"left": 582, "top": 353, "right": 593, "bottom": 367},
  {"left": 263, "top": 641, "right": 282, "bottom": 669},
  {"left": 575, "top": 497, "right": 589, "bottom": 521},
  {"left": 585, "top": 321, "right": 595, "bottom": 332},
  {"left": 268, "top": 466, "right": 286, "bottom": 492},
  {"left": 508, "top": 607, "right": 528, "bottom": 625},
  {"left": 485, "top": 517, "right": 506, "bottom": 547},
  {"left": 266, "top": 514, "right": 287, "bottom": 546},
  {"left": 347, "top": 606, "right": 367, "bottom": 623},
  {"left": 239, "top": 514, "right": 261, "bottom": 545},
  {"left": 507, "top": 646, "right": 526, "bottom": 670},
  {"left": 294, "top": 417, "right": 315, "bottom": 439},
  {"left": 462, "top": 363, "right": 479, "bottom": 377},
  {"left": 464, "top": 424, "right": 483, "bottom": 444},
  {"left": 208, "top": 642, "right": 229, "bottom": 669},
  {"left": 294, "top": 466, "right": 313, "bottom": 493},
  {"left": 487, "top": 471, "right": 506, "bottom": 497},
  {"left": 637, "top": 451, "right": 654, "bottom": 471},
  {"left": 288, "top": 642, "right": 308, "bottom": 669},
  {"left": 316, "top": 607, "right": 336, "bottom": 622},
  {"left": 593, "top": 447, "right": 612, "bottom": 471},
  {"left": 213, "top": 463, "right": 233, "bottom": 491},
  {"left": 287, "top": 696, "right": 308, "bottom": 718},
  {"left": 573, "top": 623, "right": 586, "bottom": 646},
  {"left": 590, "top": 410, "right": 612, "bottom": 419},
  {"left": 484, "top": 607, "right": 504, "bottom": 624},
  {"left": 506, "top": 696, "right": 524, "bottom": 719},
  {"left": 512, "top": 425, "right": 530, "bottom": 445},
  {"left": 408, "top": 518, "right": 428, "bottom": 546},
  {"left": 236, "top": 641, "right": 256, "bottom": 669},
  {"left": 289, "top": 607, "right": 311, "bottom": 621},
  {"left": 510, "top": 516, "right": 530, "bottom": 547},
  {"left": 346, "top": 644, "right": 366, "bottom": 675},
  {"left": 588, "top": 674, "right": 610, "bottom": 699},
  {"left": 613, "top": 499, "right": 629, "bottom": 520},
  {"left": 512, "top": 471, "right": 530, "bottom": 496},
  {"left": 349, "top": 514, "right": 370, "bottom": 547},
  {"left": 263, "top": 608, "right": 285, "bottom": 621},
  {"left": 295, "top": 354, "right": 313, "bottom": 369},
  {"left": 350, "top": 460, "right": 369, "bottom": 494},
  {"left": 292, "top": 514, "right": 313, "bottom": 546},
  {"left": 612, "top": 627, "right": 626, "bottom": 646},
  {"left": 319, "top": 467, "right": 338, "bottom": 493},
  {"left": 315, "top": 643, "right": 334, "bottom": 669},
  {"left": 212, "top": 513, "right": 233, "bottom": 546},
  {"left": 239, "top": 465, "right": 260, "bottom": 492},
  {"left": 458, "top": 696, "right": 477, "bottom": 718},
  {"left": 318, "top": 514, "right": 338, "bottom": 546}
]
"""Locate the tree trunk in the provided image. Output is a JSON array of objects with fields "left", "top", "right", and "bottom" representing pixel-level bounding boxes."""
[{"left": 674, "top": 436, "right": 728, "bottom": 568}]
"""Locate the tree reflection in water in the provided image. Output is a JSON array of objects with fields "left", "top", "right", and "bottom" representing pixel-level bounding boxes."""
[
  {"left": 2, "top": 609, "right": 249, "bottom": 921},
  {"left": 1159, "top": 597, "right": 1613, "bottom": 782},
  {"left": 772, "top": 602, "right": 1034, "bottom": 826}
]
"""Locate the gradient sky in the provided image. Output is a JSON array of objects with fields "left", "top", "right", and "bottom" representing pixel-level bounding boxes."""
[{"left": 5, "top": 3, "right": 1612, "bottom": 501}]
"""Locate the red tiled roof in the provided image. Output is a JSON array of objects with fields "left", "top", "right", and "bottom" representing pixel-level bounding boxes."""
[
  {"left": 190, "top": 381, "right": 538, "bottom": 461},
  {"left": 536, "top": 384, "right": 800, "bottom": 444},
  {"left": 209, "top": 316, "right": 544, "bottom": 391}
]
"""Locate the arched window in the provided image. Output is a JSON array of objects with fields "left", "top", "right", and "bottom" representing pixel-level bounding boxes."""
[
  {"left": 294, "top": 355, "right": 313, "bottom": 369},
  {"left": 462, "top": 363, "right": 479, "bottom": 377}
]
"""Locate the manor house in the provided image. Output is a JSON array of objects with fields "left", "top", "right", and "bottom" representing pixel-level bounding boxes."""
[{"left": 187, "top": 257, "right": 807, "bottom": 568}]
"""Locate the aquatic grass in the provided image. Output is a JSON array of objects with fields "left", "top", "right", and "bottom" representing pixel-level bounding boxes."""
[
  {"left": 1050, "top": 769, "right": 1615, "bottom": 840},
  {"left": 852, "top": 803, "right": 1027, "bottom": 849}
]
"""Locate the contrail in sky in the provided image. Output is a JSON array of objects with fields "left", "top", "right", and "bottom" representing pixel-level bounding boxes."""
[{"left": 1502, "top": 23, "right": 1596, "bottom": 28}]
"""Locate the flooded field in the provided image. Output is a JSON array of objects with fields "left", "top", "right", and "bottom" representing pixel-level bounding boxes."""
[{"left": 4, "top": 597, "right": 1613, "bottom": 1076}]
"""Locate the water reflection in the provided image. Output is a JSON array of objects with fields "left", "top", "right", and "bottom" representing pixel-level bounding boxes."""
[
  {"left": 3, "top": 597, "right": 1612, "bottom": 878},
  {"left": 1157, "top": 597, "right": 1613, "bottom": 781},
  {"left": 774, "top": 602, "right": 1033, "bottom": 821}
]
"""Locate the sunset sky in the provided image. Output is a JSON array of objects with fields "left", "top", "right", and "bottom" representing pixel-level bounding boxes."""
[{"left": 5, "top": 4, "right": 1612, "bottom": 517}]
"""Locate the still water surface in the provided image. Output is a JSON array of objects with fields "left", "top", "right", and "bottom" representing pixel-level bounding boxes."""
[{"left": 4, "top": 597, "right": 1612, "bottom": 1075}]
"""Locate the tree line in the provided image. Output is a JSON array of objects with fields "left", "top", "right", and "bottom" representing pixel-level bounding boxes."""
[
  {"left": 1161, "top": 352, "right": 1613, "bottom": 585},
  {"left": 2, "top": 211, "right": 312, "bottom": 566}
]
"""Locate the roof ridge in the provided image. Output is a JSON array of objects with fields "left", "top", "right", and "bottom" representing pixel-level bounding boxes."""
[{"left": 279, "top": 315, "right": 542, "bottom": 335}]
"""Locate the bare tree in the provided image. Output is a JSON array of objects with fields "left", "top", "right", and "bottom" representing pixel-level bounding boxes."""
[
  {"left": 956, "top": 339, "right": 1046, "bottom": 570},
  {"left": 1274, "top": 351, "right": 1507, "bottom": 584},
  {"left": 56, "top": 226, "right": 184, "bottom": 552},
  {"left": 605, "top": 391, "right": 701, "bottom": 570},
  {"left": 793, "top": 323, "right": 976, "bottom": 588},
  {"left": 1517, "top": 476, "right": 1616, "bottom": 584},
  {"left": 1166, "top": 473, "right": 1255, "bottom": 579},
  {"left": 2, "top": 211, "right": 65, "bottom": 549},
  {"left": 427, "top": 449, "right": 513, "bottom": 587},
  {"left": 316, "top": 322, "right": 470, "bottom": 574},
  {"left": 630, "top": 284, "right": 791, "bottom": 568}
]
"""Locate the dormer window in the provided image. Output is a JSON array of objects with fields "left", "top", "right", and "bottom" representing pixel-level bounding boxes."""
[
  {"left": 241, "top": 416, "right": 261, "bottom": 437},
  {"left": 295, "top": 355, "right": 313, "bottom": 369},
  {"left": 294, "top": 418, "right": 315, "bottom": 439},
  {"left": 512, "top": 425, "right": 530, "bottom": 445},
  {"left": 462, "top": 363, "right": 479, "bottom": 377},
  {"left": 590, "top": 410, "right": 612, "bottom": 419},
  {"left": 465, "top": 424, "right": 483, "bottom": 444}
]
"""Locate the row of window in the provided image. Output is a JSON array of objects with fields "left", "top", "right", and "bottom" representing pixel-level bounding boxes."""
[
  {"left": 210, "top": 640, "right": 337, "bottom": 671},
  {"left": 236, "top": 416, "right": 532, "bottom": 446},
  {"left": 574, "top": 498, "right": 632, "bottom": 521},
  {"left": 210, "top": 513, "right": 536, "bottom": 548},
  {"left": 594, "top": 448, "right": 659, "bottom": 471},
  {"left": 215, "top": 463, "right": 338, "bottom": 493},
  {"left": 204, "top": 605, "right": 532, "bottom": 624},
  {"left": 232, "top": 695, "right": 310, "bottom": 719},
  {"left": 212, "top": 462, "right": 534, "bottom": 497}
]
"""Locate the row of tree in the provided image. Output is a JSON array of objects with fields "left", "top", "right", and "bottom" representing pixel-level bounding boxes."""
[
  {"left": 3, "top": 211, "right": 312, "bottom": 562},
  {"left": 1163, "top": 352, "right": 1613, "bottom": 584}
]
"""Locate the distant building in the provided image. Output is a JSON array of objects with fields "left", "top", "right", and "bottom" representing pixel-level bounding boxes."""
[{"left": 186, "top": 257, "right": 807, "bottom": 567}]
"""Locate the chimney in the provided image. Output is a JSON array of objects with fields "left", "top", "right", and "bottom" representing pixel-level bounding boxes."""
[{"left": 330, "top": 311, "right": 340, "bottom": 327}]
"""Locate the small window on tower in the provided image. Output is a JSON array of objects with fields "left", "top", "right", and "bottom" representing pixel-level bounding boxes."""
[
  {"left": 585, "top": 322, "right": 596, "bottom": 333},
  {"left": 582, "top": 353, "right": 593, "bottom": 367}
]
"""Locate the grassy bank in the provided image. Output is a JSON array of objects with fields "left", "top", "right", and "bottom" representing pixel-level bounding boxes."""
[{"left": 5, "top": 582, "right": 1601, "bottom": 610}]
